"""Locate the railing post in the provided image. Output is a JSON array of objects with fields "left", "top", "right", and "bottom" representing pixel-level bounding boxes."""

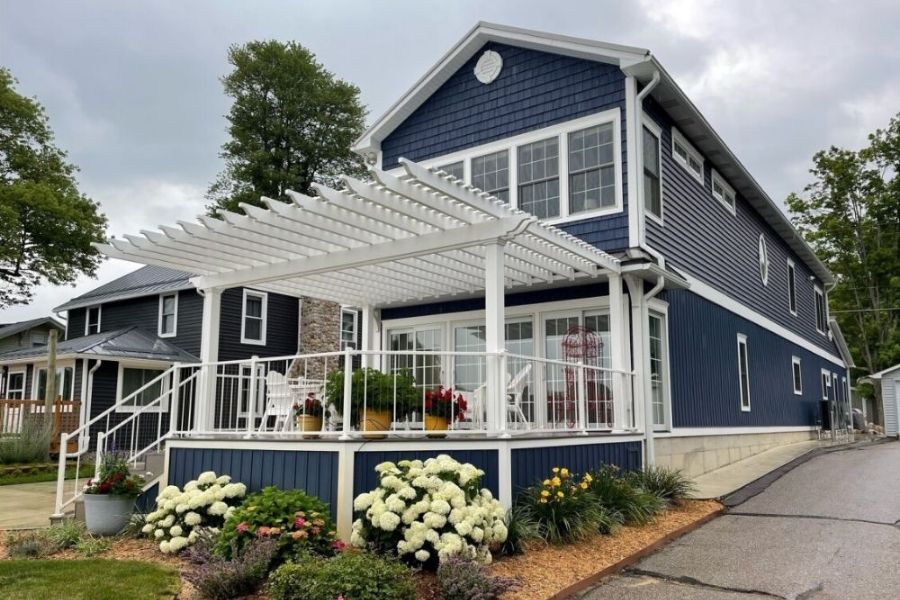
[
  {"left": 94, "top": 432, "right": 105, "bottom": 479},
  {"left": 51, "top": 432, "right": 68, "bottom": 519},
  {"left": 575, "top": 361, "right": 588, "bottom": 435},
  {"left": 168, "top": 363, "right": 182, "bottom": 435},
  {"left": 339, "top": 347, "right": 353, "bottom": 441},
  {"left": 245, "top": 356, "right": 259, "bottom": 438}
]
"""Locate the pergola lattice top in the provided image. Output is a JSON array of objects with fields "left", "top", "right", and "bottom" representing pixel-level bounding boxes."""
[{"left": 98, "top": 160, "right": 620, "bottom": 307}]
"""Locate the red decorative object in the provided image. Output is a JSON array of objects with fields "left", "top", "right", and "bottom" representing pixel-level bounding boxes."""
[
  {"left": 558, "top": 325, "right": 613, "bottom": 427},
  {"left": 424, "top": 385, "right": 468, "bottom": 422}
]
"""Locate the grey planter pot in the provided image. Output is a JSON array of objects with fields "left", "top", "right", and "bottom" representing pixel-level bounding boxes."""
[{"left": 83, "top": 494, "right": 135, "bottom": 536}]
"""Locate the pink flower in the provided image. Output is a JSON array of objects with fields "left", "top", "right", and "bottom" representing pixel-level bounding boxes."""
[
  {"left": 294, "top": 517, "right": 306, "bottom": 529},
  {"left": 337, "top": 595, "right": 345, "bottom": 600},
  {"left": 332, "top": 540, "right": 347, "bottom": 551},
  {"left": 236, "top": 522, "right": 249, "bottom": 534}
]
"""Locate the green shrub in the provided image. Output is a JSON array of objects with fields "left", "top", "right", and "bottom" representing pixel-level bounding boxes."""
[
  {"left": 500, "top": 504, "right": 540, "bottom": 556},
  {"left": 437, "top": 555, "right": 519, "bottom": 600},
  {"left": 269, "top": 551, "right": 417, "bottom": 600},
  {"left": 0, "top": 419, "right": 52, "bottom": 465},
  {"left": 45, "top": 520, "right": 86, "bottom": 550},
  {"left": 324, "top": 367, "right": 419, "bottom": 423},
  {"left": 626, "top": 466, "right": 696, "bottom": 504},
  {"left": 585, "top": 466, "right": 664, "bottom": 530},
  {"left": 218, "top": 487, "right": 338, "bottom": 563},
  {"left": 5, "top": 531, "right": 56, "bottom": 559},
  {"left": 75, "top": 536, "right": 111, "bottom": 557},
  {"left": 516, "top": 467, "right": 611, "bottom": 543}
]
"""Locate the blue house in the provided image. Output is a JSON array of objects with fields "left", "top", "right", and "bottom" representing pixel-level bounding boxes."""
[{"left": 52, "top": 23, "right": 854, "bottom": 535}]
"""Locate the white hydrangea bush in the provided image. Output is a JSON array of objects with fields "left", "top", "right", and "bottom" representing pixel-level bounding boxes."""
[
  {"left": 141, "top": 471, "right": 247, "bottom": 553},
  {"left": 350, "top": 455, "right": 507, "bottom": 567}
]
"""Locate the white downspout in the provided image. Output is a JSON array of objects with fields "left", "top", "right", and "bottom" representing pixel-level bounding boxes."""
[
  {"left": 634, "top": 69, "right": 666, "bottom": 268},
  {"left": 81, "top": 359, "right": 102, "bottom": 454}
]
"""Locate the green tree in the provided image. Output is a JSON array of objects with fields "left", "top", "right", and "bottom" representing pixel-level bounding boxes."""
[
  {"left": 787, "top": 113, "right": 900, "bottom": 413},
  {"left": 0, "top": 67, "right": 107, "bottom": 308},
  {"left": 206, "top": 40, "right": 367, "bottom": 216}
]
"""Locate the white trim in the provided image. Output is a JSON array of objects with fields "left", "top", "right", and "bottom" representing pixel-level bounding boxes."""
[
  {"left": 655, "top": 426, "right": 816, "bottom": 438},
  {"left": 5, "top": 368, "right": 25, "bottom": 399},
  {"left": 340, "top": 306, "right": 359, "bottom": 350},
  {"left": 387, "top": 109, "right": 624, "bottom": 226},
  {"left": 671, "top": 127, "right": 704, "bottom": 184},
  {"left": 786, "top": 259, "right": 798, "bottom": 316},
  {"left": 791, "top": 356, "right": 803, "bottom": 395},
  {"left": 737, "top": 333, "right": 751, "bottom": 412},
  {"left": 85, "top": 305, "right": 101, "bottom": 336},
  {"left": 821, "top": 368, "right": 832, "bottom": 401},
  {"left": 157, "top": 292, "right": 178, "bottom": 338},
  {"left": 30, "top": 363, "right": 76, "bottom": 402},
  {"left": 813, "top": 285, "right": 827, "bottom": 335},
  {"left": 240, "top": 289, "right": 268, "bottom": 346},
  {"left": 684, "top": 275, "right": 844, "bottom": 365},
  {"left": 710, "top": 169, "right": 736, "bottom": 215},
  {"left": 641, "top": 114, "right": 664, "bottom": 226},
  {"left": 115, "top": 361, "right": 170, "bottom": 414},
  {"left": 758, "top": 234, "right": 769, "bottom": 286}
]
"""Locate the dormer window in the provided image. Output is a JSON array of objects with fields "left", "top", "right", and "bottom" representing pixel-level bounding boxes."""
[
  {"left": 85, "top": 306, "right": 101, "bottom": 335},
  {"left": 672, "top": 128, "right": 704, "bottom": 184},
  {"left": 711, "top": 169, "right": 736, "bottom": 214}
]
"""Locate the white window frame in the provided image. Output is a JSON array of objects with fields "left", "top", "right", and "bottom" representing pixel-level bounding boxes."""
[
  {"left": 758, "top": 234, "right": 769, "bottom": 286},
  {"left": 85, "top": 305, "right": 101, "bottom": 336},
  {"left": 711, "top": 169, "right": 736, "bottom": 215},
  {"left": 115, "top": 360, "right": 171, "bottom": 413},
  {"left": 787, "top": 259, "right": 798, "bottom": 316},
  {"left": 397, "top": 109, "right": 623, "bottom": 225},
  {"left": 814, "top": 286, "right": 827, "bottom": 335},
  {"left": 30, "top": 363, "right": 76, "bottom": 402},
  {"left": 240, "top": 289, "right": 268, "bottom": 346},
  {"left": 737, "top": 333, "right": 751, "bottom": 412},
  {"left": 158, "top": 292, "right": 178, "bottom": 338},
  {"left": 340, "top": 307, "right": 359, "bottom": 351},
  {"left": 671, "top": 127, "right": 704, "bottom": 184},
  {"left": 791, "top": 356, "right": 803, "bottom": 395},
  {"left": 6, "top": 369, "right": 26, "bottom": 400},
  {"left": 821, "top": 368, "right": 831, "bottom": 400},
  {"left": 642, "top": 115, "right": 664, "bottom": 225},
  {"left": 648, "top": 304, "right": 672, "bottom": 431}
]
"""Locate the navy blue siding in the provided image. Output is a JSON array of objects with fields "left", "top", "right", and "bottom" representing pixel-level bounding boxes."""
[
  {"left": 510, "top": 441, "right": 642, "bottom": 495},
  {"left": 382, "top": 42, "right": 629, "bottom": 252},
  {"left": 353, "top": 450, "right": 498, "bottom": 498},
  {"left": 643, "top": 97, "right": 838, "bottom": 355},
  {"left": 66, "top": 308, "right": 85, "bottom": 341},
  {"left": 217, "top": 289, "right": 299, "bottom": 361},
  {"left": 167, "top": 447, "right": 339, "bottom": 516},
  {"left": 382, "top": 282, "right": 610, "bottom": 321},
  {"left": 666, "top": 290, "right": 846, "bottom": 428}
]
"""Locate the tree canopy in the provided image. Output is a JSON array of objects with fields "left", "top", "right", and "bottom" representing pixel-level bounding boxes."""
[
  {"left": 0, "top": 67, "right": 107, "bottom": 308},
  {"left": 787, "top": 113, "right": 900, "bottom": 384},
  {"left": 206, "top": 40, "right": 367, "bottom": 216}
]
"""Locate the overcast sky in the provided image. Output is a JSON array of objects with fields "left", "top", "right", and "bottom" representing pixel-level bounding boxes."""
[{"left": 2, "top": 0, "right": 899, "bottom": 322}]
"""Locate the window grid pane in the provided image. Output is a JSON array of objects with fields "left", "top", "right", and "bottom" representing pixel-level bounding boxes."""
[
  {"left": 568, "top": 124, "right": 615, "bottom": 214},
  {"left": 471, "top": 150, "right": 509, "bottom": 202},
  {"left": 518, "top": 138, "right": 560, "bottom": 219},
  {"left": 439, "top": 162, "right": 464, "bottom": 180}
]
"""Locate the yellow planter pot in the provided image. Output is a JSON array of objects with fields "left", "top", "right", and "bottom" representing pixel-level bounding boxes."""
[
  {"left": 424, "top": 414, "right": 450, "bottom": 438},
  {"left": 296, "top": 415, "right": 322, "bottom": 436},
  {"left": 361, "top": 409, "right": 391, "bottom": 439}
]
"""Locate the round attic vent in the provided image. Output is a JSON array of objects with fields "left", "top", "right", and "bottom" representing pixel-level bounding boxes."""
[{"left": 474, "top": 50, "right": 503, "bottom": 84}]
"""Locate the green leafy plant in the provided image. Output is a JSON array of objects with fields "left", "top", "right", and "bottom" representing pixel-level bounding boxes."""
[
  {"left": 500, "top": 504, "right": 540, "bottom": 556},
  {"left": 0, "top": 419, "right": 53, "bottom": 465},
  {"left": 45, "top": 520, "right": 86, "bottom": 550},
  {"left": 324, "top": 367, "right": 419, "bottom": 423},
  {"left": 517, "top": 467, "right": 611, "bottom": 543},
  {"left": 626, "top": 466, "right": 696, "bottom": 505},
  {"left": 437, "top": 555, "right": 519, "bottom": 600},
  {"left": 74, "top": 536, "right": 111, "bottom": 557},
  {"left": 218, "top": 487, "right": 339, "bottom": 563},
  {"left": 85, "top": 455, "right": 144, "bottom": 497},
  {"left": 268, "top": 551, "right": 417, "bottom": 600},
  {"left": 184, "top": 535, "right": 278, "bottom": 600},
  {"left": 586, "top": 465, "right": 664, "bottom": 531}
]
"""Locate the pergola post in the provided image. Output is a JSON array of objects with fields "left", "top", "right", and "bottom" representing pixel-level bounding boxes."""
[
  {"left": 196, "top": 287, "right": 223, "bottom": 432},
  {"left": 484, "top": 241, "right": 507, "bottom": 437},
  {"left": 360, "top": 305, "right": 379, "bottom": 369},
  {"left": 608, "top": 273, "right": 627, "bottom": 430}
]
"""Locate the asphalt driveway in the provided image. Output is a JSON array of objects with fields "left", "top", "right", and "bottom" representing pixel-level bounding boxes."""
[{"left": 581, "top": 441, "right": 900, "bottom": 600}]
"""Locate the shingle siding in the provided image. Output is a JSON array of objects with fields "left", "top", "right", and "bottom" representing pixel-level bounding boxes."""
[
  {"left": 643, "top": 97, "right": 838, "bottom": 355},
  {"left": 381, "top": 42, "right": 630, "bottom": 252}
]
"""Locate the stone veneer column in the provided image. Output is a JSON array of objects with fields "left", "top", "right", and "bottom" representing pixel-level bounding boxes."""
[{"left": 292, "top": 297, "right": 342, "bottom": 380}]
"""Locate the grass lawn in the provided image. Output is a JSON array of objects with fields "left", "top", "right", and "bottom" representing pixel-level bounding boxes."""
[
  {"left": 0, "top": 463, "right": 93, "bottom": 486},
  {"left": 0, "top": 559, "right": 180, "bottom": 599}
]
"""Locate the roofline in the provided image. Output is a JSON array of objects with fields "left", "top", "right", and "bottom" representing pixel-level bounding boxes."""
[
  {"left": 866, "top": 363, "right": 900, "bottom": 380},
  {"left": 54, "top": 283, "right": 196, "bottom": 313},
  {"left": 827, "top": 318, "right": 855, "bottom": 369},
  {"left": 0, "top": 353, "right": 182, "bottom": 367}
]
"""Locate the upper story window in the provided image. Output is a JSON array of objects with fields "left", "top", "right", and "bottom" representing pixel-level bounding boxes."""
[
  {"left": 758, "top": 234, "right": 769, "bottom": 286},
  {"left": 340, "top": 307, "right": 358, "bottom": 350},
  {"left": 567, "top": 123, "right": 616, "bottom": 214},
  {"left": 820, "top": 369, "right": 831, "bottom": 399},
  {"left": 30, "top": 330, "right": 49, "bottom": 347},
  {"left": 642, "top": 122, "right": 662, "bottom": 221},
  {"left": 517, "top": 137, "right": 560, "bottom": 219},
  {"left": 787, "top": 260, "right": 797, "bottom": 315},
  {"left": 471, "top": 150, "right": 509, "bottom": 202},
  {"left": 737, "top": 333, "right": 751, "bottom": 411},
  {"left": 241, "top": 290, "right": 267, "bottom": 345},
  {"left": 672, "top": 128, "right": 704, "bottom": 184},
  {"left": 158, "top": 293, "right": 178, "bottom": 338},
  {"left": 814, "top": 286, "right": 827, "bottom": 334},
  {"left": 711, "top": 169, "right": 736, "bottom": 214},
  {"left": 85, "top": 306, "right": 101, "bottom": 335},
  {"left": 439, "top": 161, "right": 464, "bottom": 180}
]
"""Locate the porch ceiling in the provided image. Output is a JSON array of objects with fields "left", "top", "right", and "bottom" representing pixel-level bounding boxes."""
[{"left": 97, "top": 160, "right": 620, "bottom": 307}]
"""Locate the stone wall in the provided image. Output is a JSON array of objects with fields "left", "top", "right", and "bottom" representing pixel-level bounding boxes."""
[
  {"left": 292, "top": 297, "right": 342, "bottom": 379},
  {"left": 654, "top": 429, "right": 816, "bottom": 479}
]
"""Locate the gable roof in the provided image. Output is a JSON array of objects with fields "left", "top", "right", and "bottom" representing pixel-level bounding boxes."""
[
  {"left": 0, "top": 317, "right": 65, "bottom": 341},
  {"left": 0, "top": 326, "right": 198, "bottom": 363},
  {"left": 867, "top": 362, "right": 900, "bottom": 380},
  {"left": 354, "top": 22, "right": 833, "bottom": 285},
  {"left": 54, "top": 265, "right": 194, "bottom": 313}
]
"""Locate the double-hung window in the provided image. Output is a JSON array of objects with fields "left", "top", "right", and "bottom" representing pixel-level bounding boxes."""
[
  {"left": 642, "top": 123, "right": 662, "bottom": 221},
  {"left": 787, "top": 260, "right": 798, "bottom": 315},
  {"left": 340, "top": 308, "right": 358, "bottom": 350},
  {"left": 814, "top": 286, "right": 827, "bottom": 334},
  {"left": 34, "top": 366, "right": 74, "bottom": 401},
  {"left": 567, "top": 123, "right": 616, "bottom": 214},
  {"left": 791, "top": 356, "right": 803, "bottom": 395},
  {"left": 118, "top": 366, "right": 168, "bottom": 412},
  {"left": 438, "top": 161, "right": 464, "bottom": 180},
  {"left": 517, "top": 137, "right": 560, "bottom": 219},
  {"left": 711, "top": 169, "right": 736, "bottom": 214},
  {"left": 158, "top": 293, "right": 178, "bottom": 337},
  {"left": 672, "top": 128, "right": 704, "bottom": 184},
  {"left": 85, "top": 306, "right": 101, "bottom": 335},
  {"left": 737, "top": 334, "right": 751, "bottom": 411},
  {"left": 649, "top": 312, "right": 670, "bottom": 429},
  {"left": 241, "top": 290, "right": 267, "bottom": 345},
  {"left": 5, "top": 371, "right": 25, "bottom": 400},
  {"left": 471, "top": 150, "right": 509, "bottom": 201}
]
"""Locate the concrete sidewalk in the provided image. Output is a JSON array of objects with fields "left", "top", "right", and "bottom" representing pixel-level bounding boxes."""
[
  {"left": 0, "top": 480, "right": 57, "bottom": 530},
  {"left": 690, "top": 440, "right": 820, "bottom": 499}
]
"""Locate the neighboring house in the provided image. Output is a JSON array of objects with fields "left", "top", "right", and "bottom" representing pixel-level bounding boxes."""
[
  {"left": 55, "top": 23, "right": 854, "bottom": 535},
  {"left": 866, "top": 364, "right": 900, "bottom": 437},
  {"left": 0, "top": 317, "right": 65, "bottom": 399}
]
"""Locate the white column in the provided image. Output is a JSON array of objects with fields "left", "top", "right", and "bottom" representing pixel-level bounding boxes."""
[
  {"left": 196, "top": 287, "right": 222, "bottom": 432},
  {"left": 484, "top": 241, "right": 507, "bottom": 437},
  {"left": 625, "top": 275, "right": 654, "bottom": 466},
  {"left": 608, "top": 273, "right": 627, "bottom": 431},
  {"left": 360, "top": 305, "right": 379, "bottom": 369}
]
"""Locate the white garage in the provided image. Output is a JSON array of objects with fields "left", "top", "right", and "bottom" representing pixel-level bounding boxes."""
[{"left": 869, "top": 363, "right": 900, "bottom": 438}]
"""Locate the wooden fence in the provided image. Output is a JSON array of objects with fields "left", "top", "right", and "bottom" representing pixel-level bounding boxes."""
[{"left": 0, "top": 398, "right": 82, "bottom": 454}]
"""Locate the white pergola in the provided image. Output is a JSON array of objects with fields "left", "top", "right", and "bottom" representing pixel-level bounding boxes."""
[{"left": 98, "top": 160, "right": 627, "bottom": 431}]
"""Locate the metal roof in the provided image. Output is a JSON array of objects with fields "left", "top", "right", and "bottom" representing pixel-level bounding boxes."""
[
  {"left": 0, "top": 327, "right": 198, "bottom": 363},
  {"left": 0, "top": 317, "right": 65, "bottom": 341},
  {"left": 54, "top": 265, "right": 194, "bottom": 312}
]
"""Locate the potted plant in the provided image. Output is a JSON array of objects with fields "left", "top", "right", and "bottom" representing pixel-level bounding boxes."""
[
  {"left": 293, "top": 392, "right": 326, "bottom": 435},
  {"left": 424, "top": 385, "right": 467, "bottom": 437},
  {"left": 325, "top": 368, "right": 418, "bottom": 437},
  {"left": 83, "top": 455, "right": 144, "bottom": 535}
]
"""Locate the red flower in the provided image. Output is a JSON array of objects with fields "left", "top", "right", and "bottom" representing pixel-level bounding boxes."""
[
  {"left": 294, "top": 516, "right": 307, "bottom": 529},
  {"left": 236, "top": 522, "right": 249, "bottom": 534},
  {"left": 332, "top": 540, "right": 347, "bottom": 551}
]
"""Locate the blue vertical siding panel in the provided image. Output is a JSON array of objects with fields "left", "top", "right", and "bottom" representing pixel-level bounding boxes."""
[
  {"left": 510, "top": 441, "right": 642, "bottom": 494},
  {"left": 381, "top": 42, "right": 630, "bottom": 252},
  {"left": 666, "top": 290, "right": 845, "bottom": 427},
  {"left": 353, "top": 450, "right": 499, "bottom": 498},
  {"left": 167, "top": 448, "right": 339, "bottom": 516}
]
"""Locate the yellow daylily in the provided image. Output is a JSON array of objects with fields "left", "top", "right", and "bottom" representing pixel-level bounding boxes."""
[
  {"left": 551, "top": 476, "right": 562, "bottom": 487},
  {"left": 543, "top": 479, "right": 551, "bottom": 486},
  {"left": 560, "top": 468, "right": 570, "bottom": 477},
  {"left": 552, "top": 467, "right": 560, "bottom": 474},
  {"left": 556, "top": 491, "right": 565, "bottom": 498},
  {"left": 580, "top": 482, "right": 589, "bottom": 490},
  {"left": 583, "top": 473, "right": 593, "bottom": 483},
  {"left": 540, "top": 490, "right": 550, "bottom": 498}
]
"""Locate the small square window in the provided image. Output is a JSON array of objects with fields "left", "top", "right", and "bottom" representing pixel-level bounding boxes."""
[
  {"left": 672, "top": 128, "right": 704, "bottom": 184},
  {"left": 711, "top": 170, "right": 736, "bottom": 214}
]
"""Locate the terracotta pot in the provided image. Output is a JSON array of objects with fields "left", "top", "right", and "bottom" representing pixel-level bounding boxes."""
[
  {"left": 84, "top": 494, "right": 134, "bottom": 536},
  {"left": 360, "top": 409, "right": 391, "bottom": 439},
  {"left": 424, "top": 414, "right": 450, "bottom": 438},
  {"left": 296, "top": 414, "right": 323, "bottom": 437}
]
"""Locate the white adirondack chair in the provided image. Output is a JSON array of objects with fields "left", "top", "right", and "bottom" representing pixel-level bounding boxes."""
[
  {"left": 468, "top": 363, "right": 533, "bottom": 431},
  {"left": 260, "top": 371, "right": 295, "bottom": 432}
]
